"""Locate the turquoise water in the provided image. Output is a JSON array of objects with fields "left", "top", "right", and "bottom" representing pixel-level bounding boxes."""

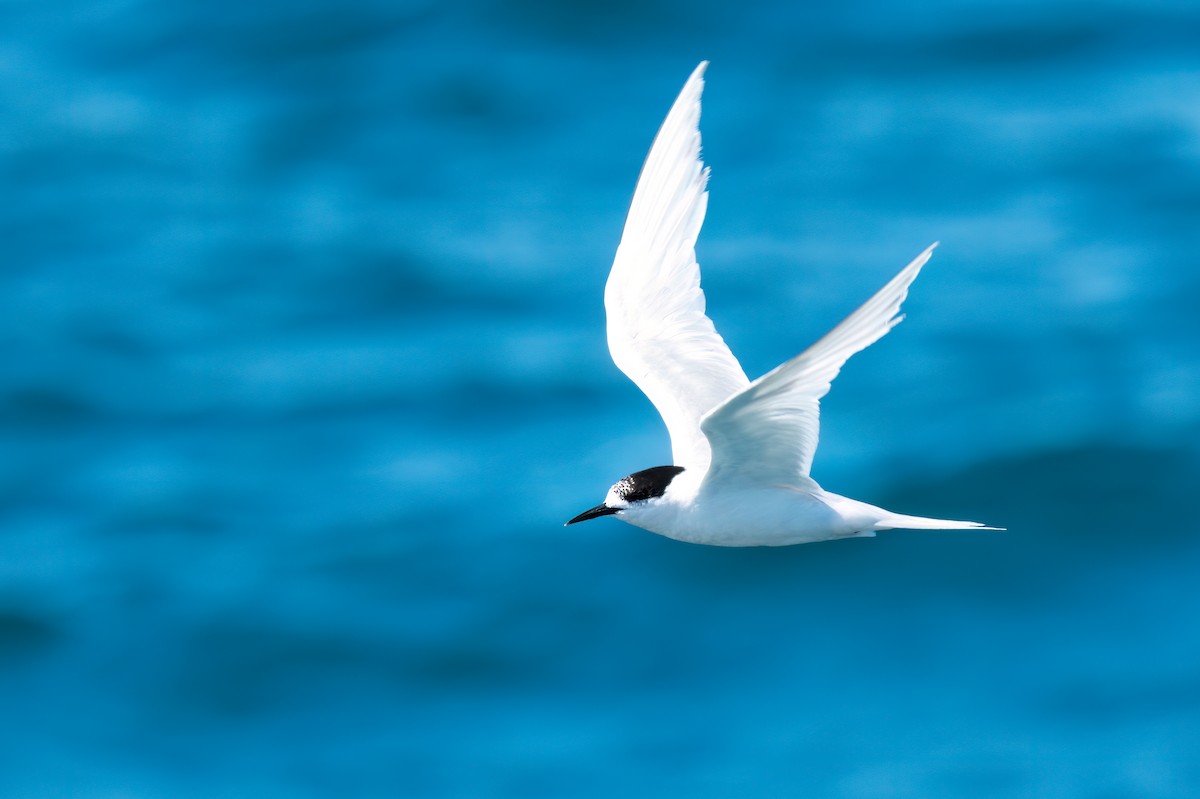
[{"left": 3, "top": 1, "right": 1200, "bottom": 796}]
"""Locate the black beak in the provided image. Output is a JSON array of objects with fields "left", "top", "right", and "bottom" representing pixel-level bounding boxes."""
[{"left": 565, "top": 504, "right": 619, "bottom": 526}]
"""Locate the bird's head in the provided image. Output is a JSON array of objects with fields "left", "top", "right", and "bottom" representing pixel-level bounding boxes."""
[{"left": 565, "top": 465, "right": 685, "bottom": 525}]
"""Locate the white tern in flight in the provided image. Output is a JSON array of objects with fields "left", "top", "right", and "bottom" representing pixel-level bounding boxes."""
[{"left": 567, "top": 62, "right": 999, "bottom": 545}]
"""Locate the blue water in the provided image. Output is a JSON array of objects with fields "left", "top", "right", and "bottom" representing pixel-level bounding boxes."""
[{"left": 4, "top": 0, "right": 1200, "bottom": 796}]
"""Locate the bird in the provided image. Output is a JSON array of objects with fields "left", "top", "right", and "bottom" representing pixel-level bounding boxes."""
[{"left": 565, "top": 62, "right": 999, "bottom": 546}]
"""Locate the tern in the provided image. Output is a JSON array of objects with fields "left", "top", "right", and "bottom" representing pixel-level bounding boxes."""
[{"left": 566, "top": 62, "right": 999, "bottom": 546}]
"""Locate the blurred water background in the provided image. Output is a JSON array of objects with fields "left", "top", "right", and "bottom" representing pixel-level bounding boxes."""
[{"left": 3, "top": 0, "right": 1200, "bottom": 796}]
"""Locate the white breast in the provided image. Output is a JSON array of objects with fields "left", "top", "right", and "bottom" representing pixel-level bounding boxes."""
[{"left": 617, "top": 478, "right": 873, "bottom": 547}]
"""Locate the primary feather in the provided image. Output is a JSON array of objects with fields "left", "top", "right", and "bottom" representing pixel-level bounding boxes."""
[
  {"left": 700, "top": 244, "right": 937, "bottom": 490},
  {"left": 605, "top": 61, "right": 749, "bottom": 474}
]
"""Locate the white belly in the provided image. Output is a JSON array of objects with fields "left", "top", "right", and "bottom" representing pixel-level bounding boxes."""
[{"left": 618, "top": 485, "right": 883, "bottom": 547}]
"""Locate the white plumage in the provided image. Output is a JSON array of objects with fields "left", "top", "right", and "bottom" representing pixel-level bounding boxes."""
[
  {"left": 568, "top": 62, "right": 999, "bottom": 545},
  {"left": 605, "top": 62, "right": 748, "bottom": 475}
]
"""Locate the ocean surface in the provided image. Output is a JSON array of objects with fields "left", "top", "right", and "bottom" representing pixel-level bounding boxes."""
[{"left": 3, "top": 0, "right": 1200, "bottom": 796}]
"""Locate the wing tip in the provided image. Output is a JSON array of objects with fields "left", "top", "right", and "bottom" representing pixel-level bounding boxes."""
[
  {"left": 684, "top": 62, "right": 709, "bottom": 98},
  {"left": 912, "top": 239, "right": 940, "bottom": 267},
  {"left": 683, "top": 62, "right": 709, "bottom": 94}
]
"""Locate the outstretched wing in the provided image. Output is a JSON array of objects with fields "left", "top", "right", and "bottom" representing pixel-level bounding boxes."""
[
  {"left": 605, "top": 61, "right": 749, "bottom": 472},
  {"left": 699, "top": 244, "right": 937, "bottom": 489}
]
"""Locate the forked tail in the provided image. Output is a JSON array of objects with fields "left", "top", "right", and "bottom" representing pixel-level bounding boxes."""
[{"left": 873, "top": 512, "right": 1003, "bottom": 531}]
